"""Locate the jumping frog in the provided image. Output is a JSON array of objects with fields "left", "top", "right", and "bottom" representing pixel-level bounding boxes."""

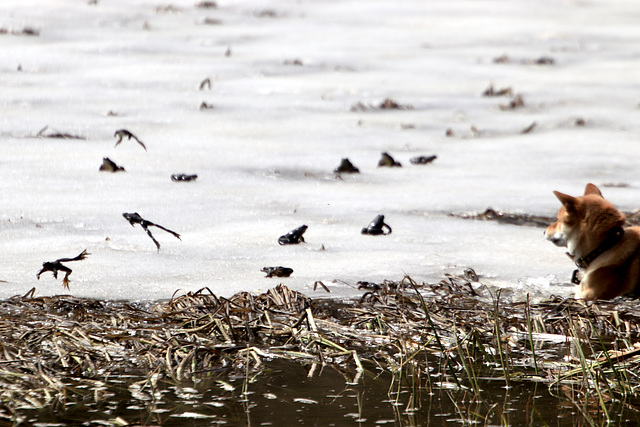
[
  {"left": 37, "top": 249, "right": 90, "bottom": 290},
  {"left": 114, "top": 129, "right": 147, "bottom": 151},
  {"left": 122, "top": 212, "right": 181, "bottom": 251}
]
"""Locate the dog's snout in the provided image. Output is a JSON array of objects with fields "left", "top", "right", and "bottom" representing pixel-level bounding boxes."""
[
  {"left": 545, "top": 225, "right": 567, "bottom": 247},
  {"left": 548, "top": 235, "right": 562, "bottom": 245}
]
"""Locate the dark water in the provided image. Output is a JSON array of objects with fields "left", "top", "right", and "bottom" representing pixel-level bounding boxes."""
[{"left": 24, "top": 359, "right": 640, "bottom": 426}]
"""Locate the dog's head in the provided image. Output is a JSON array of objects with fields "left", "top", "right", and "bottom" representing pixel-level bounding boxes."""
[{"left": 545, "top": 183, "right": 625, "bottom": 258}]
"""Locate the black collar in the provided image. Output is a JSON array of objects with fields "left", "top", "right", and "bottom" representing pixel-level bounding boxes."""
[
  {"left": 571, "top": 226, "right": 624, "bottom": 284},
  {"left": 575, "top": 226, "right": 625, "bottom": 269}
]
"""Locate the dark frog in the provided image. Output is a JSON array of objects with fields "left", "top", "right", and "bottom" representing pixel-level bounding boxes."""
[
  {"left": 361, "top": 215, "right": 392, "bottom": 235},
  {"left": 409, "top": 155, "right": 437, "bottom": 165},
  {"left": 278, "top": 225, "right": 307, "bottom": 245},
  {"left": 36, "top": 249, "right": 90, "bottom": 290},
  {"left": 377, "top": 152, "right": 402, "bottom": 167},
  {"left": 99, "top": 157, "right": 125, "bottom": 173},
  {"left": 171, "top": 174, "right": 198, "bottom": 182},
  {"left": 261, "top": 266, "right": 294, "bottom": 278},
  {"left": 334, "top": 158, "right": 360, "bottom": 174},
  {"left": 357, "top": 281, "right": 381, "bottom": 291}
]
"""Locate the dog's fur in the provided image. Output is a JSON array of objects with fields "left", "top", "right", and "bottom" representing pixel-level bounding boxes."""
[{"left": 545, "top": 183, "right": 640, "bottom": 300}]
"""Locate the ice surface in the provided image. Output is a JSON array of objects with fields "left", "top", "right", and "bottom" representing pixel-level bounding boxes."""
[{"left": 1, "top": 0, "right": 639, "bottom": 301}]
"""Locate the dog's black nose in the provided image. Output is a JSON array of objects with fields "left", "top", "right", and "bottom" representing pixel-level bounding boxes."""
[{"left": 548, "top": 235, "right": 563, "bottom": 245}]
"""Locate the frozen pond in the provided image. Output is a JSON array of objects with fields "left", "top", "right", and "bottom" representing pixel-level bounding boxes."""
[{"left": 1, "top": 0, "right": 639, "bottom": 301}]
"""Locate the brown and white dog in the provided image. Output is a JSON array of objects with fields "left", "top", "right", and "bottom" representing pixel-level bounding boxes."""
[{"left": 545, "top": 183, "right": 640, "bottom": 300}]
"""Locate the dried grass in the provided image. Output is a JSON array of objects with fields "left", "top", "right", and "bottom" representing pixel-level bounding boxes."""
[{"left": 0, "top": 278, "right": 639, "bottom": 421}]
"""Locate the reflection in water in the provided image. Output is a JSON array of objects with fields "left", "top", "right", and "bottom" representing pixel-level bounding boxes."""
[{"left": 25, "top": 359, "right": 640, "bottom": 426}]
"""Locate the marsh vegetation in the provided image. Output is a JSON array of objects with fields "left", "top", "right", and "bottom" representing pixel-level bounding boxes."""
[{"left": 2, "top": 278, "right": 640, "bottom": 425}]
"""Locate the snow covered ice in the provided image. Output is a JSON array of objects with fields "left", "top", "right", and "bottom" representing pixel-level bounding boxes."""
[{"left": 1, "top": 0, "right": 639, "bottom": 301}]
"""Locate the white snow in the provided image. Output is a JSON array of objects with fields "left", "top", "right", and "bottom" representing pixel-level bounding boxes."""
[{"left": 1, "top": 0, "right": 639, "bottom": 301}]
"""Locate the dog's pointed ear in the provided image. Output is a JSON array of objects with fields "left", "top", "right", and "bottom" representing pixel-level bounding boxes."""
[
  {"left": 553, "top": 190, "right": 577, "bottom": 212},
  {"left": 584, "top": 183, "right": 603, "bottom": 198}
]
